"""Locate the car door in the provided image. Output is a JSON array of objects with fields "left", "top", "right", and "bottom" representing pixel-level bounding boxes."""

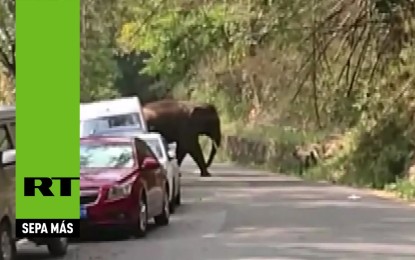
[
  {"left": 162, "top": 137, "right": 179, "bottom": 196},
  {"left": 135, "top": 139, "right": 160, "bottom": 217},
  {"left": 143, "top": 140, "right": 165, "bottom": 213},
  {"left": 0, "top": 122, "right": 16, "bottom": 238}
]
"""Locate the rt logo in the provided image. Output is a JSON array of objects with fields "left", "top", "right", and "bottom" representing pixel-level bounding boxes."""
[{"left": 24, "top": 177, "right": 79, "bottom": 197}]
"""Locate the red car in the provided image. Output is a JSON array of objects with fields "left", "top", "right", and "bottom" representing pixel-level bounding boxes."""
[{"left": 79, "top": 136, "right": 170, "bottom": 237}]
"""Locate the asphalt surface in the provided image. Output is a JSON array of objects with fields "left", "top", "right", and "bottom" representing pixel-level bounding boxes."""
[{"left": 17, "top": 157, "right": 415, "bottom": 260}]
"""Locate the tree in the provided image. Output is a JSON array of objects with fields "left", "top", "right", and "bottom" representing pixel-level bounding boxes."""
[
  {"left": 80, "top": 0, "right": 146, "bottom": 101},
  {"left": 80, "top": 0, "right": 165, "bottom": 102},
  {"left": 0, "top": 0, "right": 15, "bottom": 80}
]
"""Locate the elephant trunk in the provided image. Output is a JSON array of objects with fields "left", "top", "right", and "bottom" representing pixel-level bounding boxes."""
[{"left": 206, "top": 121, "right": 221, "bottom": 168}]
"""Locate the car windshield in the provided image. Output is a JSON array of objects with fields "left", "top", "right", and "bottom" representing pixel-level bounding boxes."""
[
  {"left": 142, "top": 138, "right": 164, "bottom": 160},
  {"left": 81, "top": 113, "right": 143, "bottom": 137},
  {"left": 80, "top": 142, "right": 135, "bottom": 168}
]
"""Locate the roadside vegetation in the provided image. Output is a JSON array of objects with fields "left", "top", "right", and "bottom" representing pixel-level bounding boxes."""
[
  {"left": 2, "top": 0, "right": 415, "bottom": 200},
  {"left": 0, "top": 0, "right": 15, "bottom": 104},
  {"left": 83, "top": 0, "right": 415, "bottom": 200}
]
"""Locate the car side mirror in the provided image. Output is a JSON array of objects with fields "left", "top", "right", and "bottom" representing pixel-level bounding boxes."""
[
  {"left": 168, "top": 142, "right": 177, "bottom": 151},
  {"left": 0, "top": 149, "right": 16, "bottom": 167},
  {"left": 167, "top": 150, "right": 176, "bottom": 159},
  {"left": 141, "top": 157, "right": 160, "bottom": 170},
  {"left": 167, "top": 142, "right": 176, "bottom": 159}
]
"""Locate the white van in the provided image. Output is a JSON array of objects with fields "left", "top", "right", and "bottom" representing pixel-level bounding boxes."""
[{"left": 80, "top": 97, "right": 148, "bottom": 137}]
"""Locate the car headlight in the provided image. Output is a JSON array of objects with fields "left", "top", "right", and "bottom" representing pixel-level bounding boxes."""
[{"left": 107, "top": 182, "right": 133, "bottom": 200}]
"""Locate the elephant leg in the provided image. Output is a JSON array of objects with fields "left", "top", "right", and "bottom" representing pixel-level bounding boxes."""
[{"left": 188, "top": 141, "right": 211, "bottom": 177}]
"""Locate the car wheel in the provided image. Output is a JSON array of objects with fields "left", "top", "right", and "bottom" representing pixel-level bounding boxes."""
[
  {"left": 175, "top": 184, "right": 181, "bottom": 206},
  {"left": 169, "top": 183, "right": 176, "bottom": 214},
  {"left": 134, "top": 193, "right": 148, "bottom": 238},
  {"left": 0, "top": 221, "right": 16, "bottom": 260},
  {"left": 154, "top": 189, "right": 170, "bottom": 226},
  {"left": 47, "top": 237, "right": 68, "bottom": 257}
]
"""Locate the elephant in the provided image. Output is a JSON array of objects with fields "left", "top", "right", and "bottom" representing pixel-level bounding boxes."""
[{"left": 142, "top": 99, "right": 221, "bottom": 177}]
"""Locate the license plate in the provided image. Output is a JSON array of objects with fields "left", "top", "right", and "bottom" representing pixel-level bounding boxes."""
[{"left": 80, "top": 206, "right": 87, "bottom": 219}]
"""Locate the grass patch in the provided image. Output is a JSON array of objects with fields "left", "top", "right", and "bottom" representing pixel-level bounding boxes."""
[
  {"left": 222, "top": 121, "right": 326, "bottom": 144},
  {"left": 385, "top": 179, "right": 415, "bottom": 201},
  {"left": 201, "top": 121, "right": 329, "bottom": 174},
  {"left": 215, "top": 122, "right": 415, "bottom": 203}
]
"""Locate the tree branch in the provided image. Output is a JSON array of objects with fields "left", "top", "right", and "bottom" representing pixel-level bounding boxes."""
[
  {"left": 0, "top": 47, "right": 14, "bottom": 77},
  {"left": 345, "top": 24, "right": 372, "bottom": 97}
]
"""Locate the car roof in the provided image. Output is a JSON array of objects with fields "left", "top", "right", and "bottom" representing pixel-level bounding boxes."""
[
  {"left": 0, "top": 105, "right": 15, "bottom": 120},
  {"left": 93, "top": 127, "right": 162, "bottom": 139},
  {"left": 80, "top": 136, "right": 136, "bottom": 144},
  {"left": 137, "top": 133, "right": 162, "bottom": 139},
  {"left": 80, "top": 97, "right": 143, "bottom": 120}
]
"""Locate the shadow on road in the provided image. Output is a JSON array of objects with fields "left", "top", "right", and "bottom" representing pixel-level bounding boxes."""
[
  {"left": 75, "top": 224, "right": 159, "bottom": 243},
  {"left": 17, "top": 253, "right": 54, "bottom": 260},
  {"left": 74, "top": 203, "right": 194, "bottom": 244}
]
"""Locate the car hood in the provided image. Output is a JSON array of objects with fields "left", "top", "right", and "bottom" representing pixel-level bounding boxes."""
[{"left": 80, "top": 168, "right": 134, "bottom": 189}]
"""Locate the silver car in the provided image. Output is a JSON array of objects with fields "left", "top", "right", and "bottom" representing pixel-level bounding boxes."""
[
  {"left": 0, "top": 106, "right": 68, "bottom": 260},
  {"left": 136, "top": 133, "right": 181, "bottom": 212}
]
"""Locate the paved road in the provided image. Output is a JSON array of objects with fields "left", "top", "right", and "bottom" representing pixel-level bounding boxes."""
[{"left": 17, "top": 158, "right": 415, "bottom": 260}]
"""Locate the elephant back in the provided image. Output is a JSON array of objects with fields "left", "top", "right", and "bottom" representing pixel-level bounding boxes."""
[{"left": 143, "top": 100, "right": 189, "bottom": 141}]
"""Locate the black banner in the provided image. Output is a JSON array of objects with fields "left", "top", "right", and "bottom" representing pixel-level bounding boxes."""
[{"left": 16, "top": 219, "right": 80, "bottom": 238}]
